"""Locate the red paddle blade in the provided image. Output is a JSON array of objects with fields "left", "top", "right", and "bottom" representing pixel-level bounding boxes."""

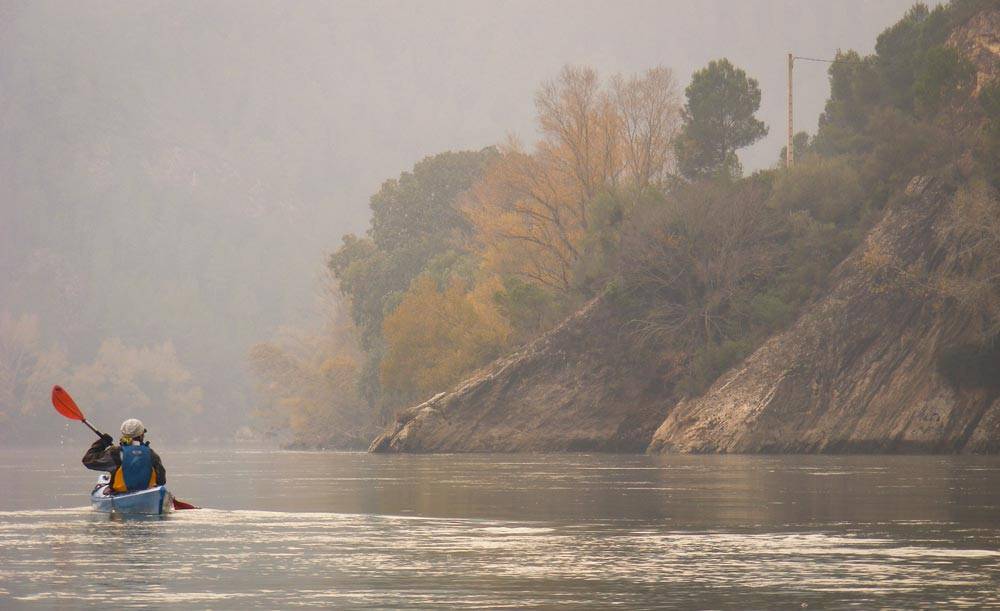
[
  {"left": 52, "top": 386, "right": 85, "bottom": 421},
  {"left": 173, "top": 498, "right": 198, "bottom": 510}
]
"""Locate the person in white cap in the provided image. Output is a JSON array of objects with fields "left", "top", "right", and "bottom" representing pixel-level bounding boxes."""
[{"left": 82, "top": 418, "right": 166, "bottom": 493}]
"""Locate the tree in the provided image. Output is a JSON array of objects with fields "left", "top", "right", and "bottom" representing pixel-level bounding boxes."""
[
  {"left": 248, "top": 270, "right": 377, "bottom": 448},
  {"left": 875, "top": 3, "right": 935, "bottom": 110},
  {"left": 768, "top": 155, "right": 863, "bottom": 225},
  {"left": 329, "top": 149, "right": 495, "bottom": 411},
  {"left": 914, "top": 46, "right": 976, "bottom": 116},
  {"left": 249, "top": 322, "right": 370, "bottom": 448},
  {"left": 0, "top": 311, "right": 68, "bottom": 435},
  {"left": 463, "top": 139, "right": 588, "bottom": 292},
  {"left": 331, "top": 150, "right": 496, "bottom": 346},
  {"left": 465, "top": 65, "right": 680, "bottom": 293},
  {"left": 328, "top": 234, "right": 387, "bottom": 351},
  {"left": 813, "top": 2, "right": 981, "bottom": 159},
  {"left": 778, "top": 132, "right": 811, "bottom": 167},
  {"left": 812, "top": 51, "right": 882, "bottom": 156},
  {"left": 874, "top": 2, "right": 956, "bottom": 112},
  {"left": 369, "top": 150, "right": 495, "bottom": 254},
  {"left": 380, "top": 275, "right": 510, "bottom": 401},
  {"left": 612, "top": 67, "right": 682, "bottom": 189},
  {"left": 767, "top": 155, "right": 866, "bottom": 295},
  {"left": 619, "top": 181, "right": 783, "bottom": 393},
  {"left": 674, "top": 59, "right": 768, "bottom": 180},
  {"left": 535, "top": 66, "right": 621, "bottom": 203}
]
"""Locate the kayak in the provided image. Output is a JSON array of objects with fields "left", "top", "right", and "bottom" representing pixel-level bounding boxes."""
[{"left": 90, "top": 474, "right": 174, "bottom": 515}]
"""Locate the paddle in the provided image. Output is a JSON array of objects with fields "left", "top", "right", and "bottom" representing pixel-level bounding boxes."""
[
  {"left": 52, "top": 385, "right": 104, "bottom": 438},
  {"left": 52, "top": 385, "right": 199, "bottom": 510}
]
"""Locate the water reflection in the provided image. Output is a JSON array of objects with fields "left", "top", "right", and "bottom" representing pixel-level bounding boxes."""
[{"left": 1, "top": 450, "right": 999, "bottom": 608}]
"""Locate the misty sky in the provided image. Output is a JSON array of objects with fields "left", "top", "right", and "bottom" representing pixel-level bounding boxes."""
[
  {"left": 3, "top": 0, "right": 932, "bottom": 235},
  {"left": 1, "top": 0, "right": 933, "bottom": 439}
]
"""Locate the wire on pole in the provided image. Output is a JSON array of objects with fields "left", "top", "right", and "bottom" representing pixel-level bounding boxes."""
[{"left": 793, "top": 55, "right": 865, "bottom": 64}]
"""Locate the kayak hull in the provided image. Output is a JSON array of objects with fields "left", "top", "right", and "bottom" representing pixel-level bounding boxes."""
[{"left": 90, "top": 475, "right": 173, "bottom": 515}]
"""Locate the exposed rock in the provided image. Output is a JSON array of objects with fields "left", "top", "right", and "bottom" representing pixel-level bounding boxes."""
[
  {"left": 369, "top": 174, "right": 999, "bottom": 455},
  {"left": 369, "top": 175, "right": 1000, "bottom": 455},
  {"left": 947, "top": 6, "right": 999, "bottom": 96},
  {"left": 647, "top": 176, "right": 1000, "bottom": 454},
  {"left": 369, "top": 295, "right": 672, "bottom": 453}
]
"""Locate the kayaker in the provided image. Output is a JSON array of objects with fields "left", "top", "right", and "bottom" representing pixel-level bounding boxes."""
[{"left": 82, "top": 418, "right": 166, "bottom": 494}]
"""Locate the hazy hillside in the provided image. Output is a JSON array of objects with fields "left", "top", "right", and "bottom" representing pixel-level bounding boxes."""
[{"left": 369, "top": 1, "right": 1000, "bottom": 454}]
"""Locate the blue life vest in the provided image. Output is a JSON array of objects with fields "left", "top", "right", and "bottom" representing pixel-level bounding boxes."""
[{"left": 117, "top": 443, "right": 154, "bottom": 492}]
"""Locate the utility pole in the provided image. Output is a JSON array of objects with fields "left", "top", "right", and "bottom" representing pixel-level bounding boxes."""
[
  {"left": 787, "top": 52, "right": 794, "bottom": 168},
  {"left": 785, "top": 53, "right": 858, "bottom": 168}
]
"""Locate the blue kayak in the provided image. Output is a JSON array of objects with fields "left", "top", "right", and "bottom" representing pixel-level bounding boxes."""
[{"left": 90, "top": 474, "right": 174, "bottom": 515}]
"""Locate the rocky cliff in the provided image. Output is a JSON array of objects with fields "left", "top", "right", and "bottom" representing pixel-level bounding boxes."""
[
  {"left": 948, "top": 6, "right": 999, "bottom": 95},
  {"left": 371, "top": 174, "right": 1000, "bottom": 455},
  {"left": 648, "top": 176, "right": 1000, "bottom": 454},
  {"left": 369, "top": 294, "right": 673, "bottom": 453}
]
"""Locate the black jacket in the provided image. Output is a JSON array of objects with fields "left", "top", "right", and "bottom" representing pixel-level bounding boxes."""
[{"left": 82, "top": 437, "right": 166, "bottom": 486}]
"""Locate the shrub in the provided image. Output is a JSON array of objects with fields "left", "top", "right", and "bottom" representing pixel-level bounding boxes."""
[
  {"left": 493, "top": 277, "right": 564, "bottom": 343},
  {"left": 681, "top": 339, "right": 754, "bottom": 396},
  {"left": 748, "top": 291, "right": 796, "bottom": 332},
  {"left": 768, "top": 155, "right": 863, "bottom": 225}
]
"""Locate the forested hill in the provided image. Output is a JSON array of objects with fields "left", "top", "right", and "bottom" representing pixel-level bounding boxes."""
[{"left": 365, "top": 1, "right": 1000, "bottom": 454}]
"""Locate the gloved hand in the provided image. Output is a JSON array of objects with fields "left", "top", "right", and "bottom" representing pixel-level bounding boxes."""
[{"left": 99, "top": 433, "right": 114, "bottom": 447}]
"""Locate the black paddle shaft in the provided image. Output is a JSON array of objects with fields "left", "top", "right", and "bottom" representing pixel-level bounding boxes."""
[{"left": 81, "top": 419, "right": 104, "bottom": 438}]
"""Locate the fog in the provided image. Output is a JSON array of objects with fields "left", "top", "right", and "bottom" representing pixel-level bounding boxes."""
[{"left": 0, "top": 0, "right": 928, "bottom": 444}]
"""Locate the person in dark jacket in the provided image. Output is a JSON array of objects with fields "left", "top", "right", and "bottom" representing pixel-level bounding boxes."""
[{"left": 83, "top": 418, "right": 166, "bottom": 493}]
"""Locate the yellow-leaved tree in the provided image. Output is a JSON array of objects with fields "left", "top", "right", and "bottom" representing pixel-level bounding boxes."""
[
  {"left": 464, "top": 65, "right": 680, "bottom": 293},
  {"left": 351, "top": 65, "right": 680, "bottom": 409},
  {"left": 380, "top": 275, "right": 510, "bottom": 401}
]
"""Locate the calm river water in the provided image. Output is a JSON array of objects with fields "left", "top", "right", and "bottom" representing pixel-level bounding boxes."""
[{"left": 1, "top": 448, "right": 1000, "bottom": 609}]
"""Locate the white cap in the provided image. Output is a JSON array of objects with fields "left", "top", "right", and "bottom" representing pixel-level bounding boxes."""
[{"left": 120, "top": 418, "right": 146, "bottom": 438}]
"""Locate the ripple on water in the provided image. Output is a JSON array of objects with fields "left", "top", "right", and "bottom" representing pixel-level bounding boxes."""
[
  {"left": 1, "top": 508, "right": 999, "bottom": 608},
  {"left": 4, "top": 452, "right": 1000, "bottom": 608}
]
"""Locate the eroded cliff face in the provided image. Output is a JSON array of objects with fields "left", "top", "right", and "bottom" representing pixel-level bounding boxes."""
[
  {"left": 372, "top": 174, "right": 1000, "bottom": 455},
  {"left": 369, "top": 295, "right": 673, "bottom": 453},
  {"left": 648, "top": 176, "right": 1000, "bottom": 454},
  {"left": 948, "top": 7, "right": 999, "bottom": 95}
]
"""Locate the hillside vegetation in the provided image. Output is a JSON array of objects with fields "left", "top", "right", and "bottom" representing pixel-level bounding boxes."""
[{"left": 255, "top": 0, "right": 999, "bottom": 451}]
